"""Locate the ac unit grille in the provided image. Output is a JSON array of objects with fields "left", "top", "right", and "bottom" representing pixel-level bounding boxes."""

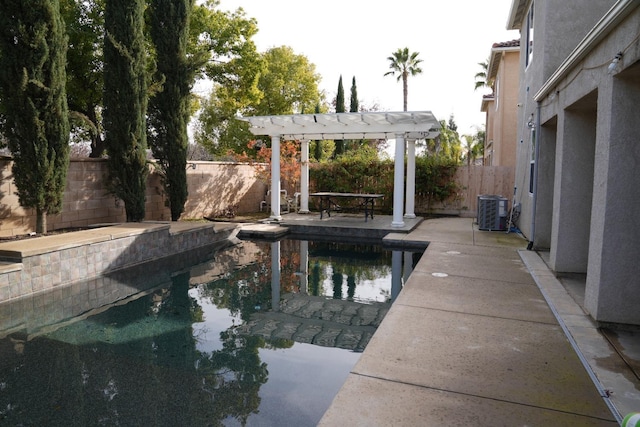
[{"left": 477, "top": 195, "right": 508, "bottom": 231}]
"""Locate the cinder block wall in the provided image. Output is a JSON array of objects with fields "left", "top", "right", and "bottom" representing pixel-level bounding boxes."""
[
  {"left": 181, "top": 161, "right": 267, "bottom": 220},
  {"left": 0, "top": 158, "right": 268, "bottom": 237}
]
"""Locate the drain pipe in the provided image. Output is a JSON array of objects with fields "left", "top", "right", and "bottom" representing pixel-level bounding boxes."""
[{"left": 527, "top": 103, "right": 542, "bottom": 250}]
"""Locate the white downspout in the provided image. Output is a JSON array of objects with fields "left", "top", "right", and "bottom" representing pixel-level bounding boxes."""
[
  {"left": 528, "top": 103, "right": 541, "bottom": 250},
  {"left": 404, "top": 139, "right": 416, "bottom": 218}
]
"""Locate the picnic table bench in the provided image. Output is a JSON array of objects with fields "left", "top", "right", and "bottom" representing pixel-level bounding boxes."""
[{"left": 310, "top": 192, "right": 384, "bottom": 221}]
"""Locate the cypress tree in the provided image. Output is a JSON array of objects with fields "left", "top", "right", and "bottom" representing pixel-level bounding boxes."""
[
  {"left": 334, "top": 75, "right": 345, "bottom": 157},
  {"left": 148, "top": 0, "right": 193, "bottom": 221},
  {"left": 0, "top": 0, "right": 70, "bottom": 234},
  {"left": 348, "top": 76, "right": 359, "bottom": 153},
  {"left": 350, "top": 76, "right": 358, "bottom": 112},
  {"left": 313, "top": 102, "right": 322, "bottom": 161},
  {"left": 103, "top": 0, "right": 148, "bottom": 222}
]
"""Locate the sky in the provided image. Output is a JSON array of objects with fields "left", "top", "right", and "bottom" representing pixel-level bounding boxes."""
[{"left": 215, "top": 0, "right": 520, "bottom": 136}]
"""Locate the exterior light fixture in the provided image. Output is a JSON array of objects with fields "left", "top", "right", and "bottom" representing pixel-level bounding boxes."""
[
  {"left": 527, "top": 114, "right": 535, "bottom": 129},
  {"left": 608, "top": 52, "right": 623, "bottom": 74}
]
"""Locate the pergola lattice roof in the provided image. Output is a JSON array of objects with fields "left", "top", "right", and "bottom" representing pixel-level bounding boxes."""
[{"left": 240, "top": 111, "right": 441, "bottom": 140}]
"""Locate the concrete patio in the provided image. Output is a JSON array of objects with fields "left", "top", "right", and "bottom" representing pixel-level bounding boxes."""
[{"left": 314, "top": 216, "right": 638, "bottom": 426}]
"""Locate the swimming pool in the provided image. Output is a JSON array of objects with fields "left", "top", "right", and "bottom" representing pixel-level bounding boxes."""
[{"left": 0, "top": 238, "right": 420, "bottom": 426}]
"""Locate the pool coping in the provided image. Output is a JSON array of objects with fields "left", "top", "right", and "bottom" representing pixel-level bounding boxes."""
[
  {"left": 0, "top": 222, "right": 169, "bottom": 260},
  {"left": 0, "top": 221, "right": 239, "bottom": 303}
]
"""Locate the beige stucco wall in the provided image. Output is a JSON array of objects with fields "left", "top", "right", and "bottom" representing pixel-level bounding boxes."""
[
  {"left": 482, "top": 97, "right": 495, "bottom": 165},
  {"left": 495, "top": 50, "right": 520, "bottom": 167},
  {"left": 0, "top": 159, "right": 268, "bottom": 237},
  {"left": 483, "top": 49, "right": 520, "bottom": 168}
]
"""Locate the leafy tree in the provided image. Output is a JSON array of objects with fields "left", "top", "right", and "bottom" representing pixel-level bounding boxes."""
[
  {"left": 148, "top": 0, "right": 195, "bottom": 221},
  {"left": 190, "top": 4, "right": 263, "bottom": 158},
  {"left": 462, "top": 135, "right": 479, "bottom": 167},
  {"left": 194, "top": 69, "right": 263, "bottom": 159},
  {"left": 235, "top": 139, "right": 301, "bottom": 196},
  {"left": 384, "top": 47, "right": 423, "bottom": 111},
  {"left": 334, "top": 75, "right": 345, "bottom": 157},
  {"left": 58, "top": 0, "right": 256, "bottom": 160},
  {"left": 473, "top": 126, "right": 485, "bottom": 162},
  {"left": 463, "top": 127, "right": 485, "bottom": 165},
  {"left": 423, "top": 115, "right": 462, "bottom": 162},
  {"left": 60, "top": 0, "right": 106, "bottom": 158},
  {"left": 430, "top": 117, "right": 462, "bottom": 162},
  {"left": 196, "top": 45, "right": 323, "bottom": 157},
  {"left": 0, "top": 0, "right": 71, "bottom": 234},
  {"left": 103, "top": 0, "right": 148, "bottom": 222},
  {"left": 192, "top": 1, "right": 261, "bottom": 86},
  {"left": 448, "top": 115, "right": 458, "bottom": 132},
  {"left": 254, "top": 46, "right": 321, "bottom": 116}
]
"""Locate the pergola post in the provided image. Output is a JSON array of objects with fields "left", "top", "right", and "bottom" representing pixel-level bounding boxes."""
[
  {"left": 300, "top": 139, "right": 310, "bottom": 213},
  {"left": 241, "top": 112, "right": 442, "bottom": 227},
  {"left": 392, "top": 133, "right": 406, "bottom": 227},
  {"left": 404, "top": 139, "right": 416, "bottom": 218},
  {"left": 271, "top": 240, "right": 280, "bottom": 311},
  {"left": 298, "top": 240, "right": 309, "bottom": 293},
  {"left": 270, "top": 135, "right": 282, "bottom": 221}
]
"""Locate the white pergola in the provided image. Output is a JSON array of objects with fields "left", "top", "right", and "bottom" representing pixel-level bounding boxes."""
[{"left": 240, "top": 111, "right": 441, "bottom": 228}]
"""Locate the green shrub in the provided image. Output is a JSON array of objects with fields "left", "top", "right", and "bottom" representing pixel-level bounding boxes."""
[{"left": 310, "top": 155, "right": 458, "bottom": 214}]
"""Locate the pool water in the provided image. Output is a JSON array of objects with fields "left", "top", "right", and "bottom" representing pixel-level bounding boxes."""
[{"left": 0, "top": 238, "right": 420, "bottom": 426}]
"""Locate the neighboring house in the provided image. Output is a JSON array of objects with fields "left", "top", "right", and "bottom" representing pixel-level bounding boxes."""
[
  {"left": 480, "top": 39, "right": 520, "bottom": 167},
  {"left": 508, "top": 0, "right": 640, "bottom": 325}
]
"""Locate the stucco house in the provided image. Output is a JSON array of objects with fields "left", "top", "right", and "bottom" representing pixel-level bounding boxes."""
[
  {"left": 481, "top": 39, "right": 520, "bottom": 167},
  {"left": 508, "top": 0, "right": 640, "bottom": 325}
]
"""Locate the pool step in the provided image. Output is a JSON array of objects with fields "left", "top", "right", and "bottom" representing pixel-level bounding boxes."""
[
  {"left": 237, "top": 223, "right": 289, "bottom": 240},
  {"left": 382, "top": 232, "right": 430, "bottom": 250}
]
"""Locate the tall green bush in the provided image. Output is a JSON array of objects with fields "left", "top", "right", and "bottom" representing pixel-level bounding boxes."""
[
  {"left": 310, "top": 155, "right": 459, "bottom": 214},
  {"left": 0, "top": 0, "right": 70, "bottom": 234},
  {"left": 103, "top": 0, "right": 148, "bottom": 222},
  {"left": 148, "top": 0, "right": 194, "bottom": 221},
  {"left": 415, "top": 156, "right": 459, "bottom": 207}
]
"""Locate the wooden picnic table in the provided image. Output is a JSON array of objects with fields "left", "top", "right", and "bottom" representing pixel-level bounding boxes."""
[{"left": 310, "top": 192, "right": 384, "bottom": 221}]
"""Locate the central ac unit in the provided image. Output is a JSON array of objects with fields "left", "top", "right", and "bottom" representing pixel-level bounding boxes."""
[{"left": 477, "top": 195, "right": 508, "bottom": 231}]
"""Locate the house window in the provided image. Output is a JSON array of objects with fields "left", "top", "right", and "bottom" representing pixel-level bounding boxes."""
[
  {"left": 526, "top": 2, "right": 534, "bottom": 67},
  {"left": 529, "top": 128, "right": 536, "bottom": 194},
  {"left": 529, "top": 161, "right": 535, "bottom": 193}
]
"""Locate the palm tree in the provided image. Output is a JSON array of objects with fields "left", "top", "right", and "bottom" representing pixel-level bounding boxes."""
[
  {"left": 462, "top": 133, "right": 484, "bottom": 167},
  {"left": 384, "top": 47, "right": 423, "bottom": 111},
  {"left": 474, "top": 59, "right": 493, "bottom": 92}
]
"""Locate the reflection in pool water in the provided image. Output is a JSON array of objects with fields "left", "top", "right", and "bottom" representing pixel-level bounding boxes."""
[{"left": 0, "top": 238, "right": 420, "bottom": 426}]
